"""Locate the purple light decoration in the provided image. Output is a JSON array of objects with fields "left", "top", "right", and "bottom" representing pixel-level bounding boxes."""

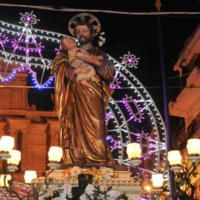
[
  {"left": 121, "top": 52, "right": 139, "bottom": 68},
  {"left": 105, "top": 113, "right": 114, "bottom": 125},
  {"left": 122, "top": 95, "right": 144, "bottom": 122},
  {"left": 30, "top": 68, "right": 55, "bottom": 88},
  {"left": 106, "top": 136, "right": 109, "bottom": 141},
  {"left": 0, "top": 14, "right": 54, "bottom": 88},
  {"left": 0, "top": 61, "right": 54, "bottom": 88},
  {"left": 106, "top": 135, "right": 122, "bottom": 150},
  {"left": 20, "top": 12, "right": 39, "bottom": 26},
  {"left": 109, "top": 77, "right": 121, "bottom": 89},
  {"left": 0, "top": 65, "right": 28, "bottom": 82},
  {"left": 127, "top": 58, "right": 133, "bottom": 63},
  {"left": 13, "top": 40, "right": 43, "bottom": 52},
  {"left": 18, "top": 188, "right": 29, "bottom": 195}
]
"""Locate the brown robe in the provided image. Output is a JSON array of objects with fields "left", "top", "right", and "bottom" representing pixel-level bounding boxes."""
[{"left": 51, "top": 46, "right": 115, "bottom": 164}]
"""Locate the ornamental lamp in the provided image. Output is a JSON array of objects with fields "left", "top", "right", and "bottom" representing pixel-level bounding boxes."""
[
  {"left": 168, "top": 150, "right": 182, "bottom": 173},
  {"left": 186, "top": 139, "right": 200, "bottom": 162},
  {"left": 47, "top": 146, "right": 62, "bottom": 169},
  {"left": 127, "top": 143, "right": 142, "bottom": 166},
  {"left": 151, "top": 174, "right": 164, "bottom": 188},
  {"left": 150, "top": 174, "right": 164, "bottom": 194},
  {"left": 0, "top": 174, "right": 12, "bottom": 187},
  {"left": 7, "top": 150, "right": 21, "bottom": 172},
  {"left": 0, "top": 136, "right": 15, "bottom": 160},
  {"left": 142, "top": 180, "right": 153, "bottom": 192},
  {"left": 24, "top": 171, "right": 37, "bottom": 184}
]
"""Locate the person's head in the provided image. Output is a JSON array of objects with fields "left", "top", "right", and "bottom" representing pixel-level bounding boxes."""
[
  {"left": 74, "top": 22, "right": 95, "bottom": 45},
  {"left": 60, "top": 37, "right": 77, "bottom": 51}
]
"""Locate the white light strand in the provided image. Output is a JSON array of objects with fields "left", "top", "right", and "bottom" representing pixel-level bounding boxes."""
[{"left": 0, "top": 4, "right": 200, "bottom": 16}]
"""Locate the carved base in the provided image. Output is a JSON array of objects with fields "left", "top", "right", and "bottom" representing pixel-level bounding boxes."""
[
  {"left": 58, "top": 164, "right": 127, "bottom": 171},
  {"left": 33, "top": 165, "right": 142, "bottom": 200}
]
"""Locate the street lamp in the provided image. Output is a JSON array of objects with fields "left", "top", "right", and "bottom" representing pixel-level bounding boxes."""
[
  {"left": 151, "top": 174, "right": 164, "bottom": 193},
  {"left": 0, "top": 136, "right": 14, "bottom": 160},
  {"left": 127, "top": 143, "right": 142, "bottom": 166},
  {"left": 48, "top": 146, "right": 63, "bottom": 169},
  {"left": 0, "top": 174, "right": 12, "bottom": 187},
  {"left": 127, "top": 143, "right": 161, "bottom": 194},
  {"left": 127, "top": 139, "right": 200, "bottom": 199},
  {"left": 167, "top": 138, "right": 200, "bottom": 199},
  {"left": 7, "top": 150, "right": 21, "bottom": 172},
  {"left": 0, "top": 135, "right": 62, "bottom": 200},
  {"left": 24, "top": 171, "right": 37, "bottom": 184}
]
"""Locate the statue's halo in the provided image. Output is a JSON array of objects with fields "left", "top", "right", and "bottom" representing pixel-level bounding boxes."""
[{"left": 68, "top": 13, "right": 101, "bottom": 37}]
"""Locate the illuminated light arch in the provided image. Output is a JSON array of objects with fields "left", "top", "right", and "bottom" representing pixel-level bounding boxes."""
[
  {"left": 0, "top": 12, "right": 169, "bottom": 183},
  {"left": 107, "top": 56, "right": 168, "bottom": 176}
]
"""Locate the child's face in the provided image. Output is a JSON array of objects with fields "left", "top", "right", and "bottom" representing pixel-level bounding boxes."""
[{"left": 62, "top": 38, "right": 77, "bottom": 50}]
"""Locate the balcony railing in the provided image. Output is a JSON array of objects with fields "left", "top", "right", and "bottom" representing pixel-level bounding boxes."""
[
  {"left": 171, "top": 112, "right": 200, "bottom": 150},
  {"left": 168, "top": 54, "right": 200, "bottom": 102}
]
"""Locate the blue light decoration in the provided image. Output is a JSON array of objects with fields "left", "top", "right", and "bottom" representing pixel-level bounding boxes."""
[{"left": 0, "top": 12, "right": 169, "bottom": 191}]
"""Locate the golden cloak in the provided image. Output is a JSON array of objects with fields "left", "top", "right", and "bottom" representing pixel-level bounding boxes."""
[{"left": 51, "top": 52, "right": 115, "bottom": 164}]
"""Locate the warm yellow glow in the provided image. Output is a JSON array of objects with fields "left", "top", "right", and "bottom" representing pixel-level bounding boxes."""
[
  {"left": 0, "top": 136, "right": 14, "bottom": 153},
  {"left": 127, "top": 143, "right": 141, "bottom": 159},
  {"left": 186, "top": 139, "right": 200, "bottom": 155},
  {"left": 24, "top": 171, "right": 37, "bottom": 183},
  {"left": 143, "top": 180, "right": 152, "bottom": 192},
  {"left": 48, "top": 146, "right": 62, "bottom": 162},
  {"left": 144, "top": 185, "right": 152, "bottom": 192},
  {"left": 151, "top": 174, "right": 164, "bottom": 188},
  {"left": 7, "top": 150, "right": 21, "bottom": 165},
  {"left": 168, "top": 150, "right": 182, "bottom": 165},
  {"left": 0, "top": 174, "right": 12, "bottom": 187}
]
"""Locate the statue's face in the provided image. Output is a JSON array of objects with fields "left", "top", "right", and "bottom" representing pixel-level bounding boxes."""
[{"left": 75, "top": 25, "right": 92, "bottom": 45}]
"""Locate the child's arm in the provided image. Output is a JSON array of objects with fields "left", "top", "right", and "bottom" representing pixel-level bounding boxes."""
[
  {"left": 70, "top": 49, "right": 103, "bottom": 67},
  {"left": 69, "top": 49, "right": 92, "bottom": 59},
  {"left": 84, "top": 55, "right": 103, "bottom": 67},
  {"left": 76, "top": 51, "right": 91, "bottom": 58},
  {"left": 92, "top": 55, "right": 103, "bottom": 60},
  {"left": 74, "top": 66, "right": 91, "bottom": 74}
]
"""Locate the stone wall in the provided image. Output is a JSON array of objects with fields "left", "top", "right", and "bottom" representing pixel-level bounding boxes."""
[
  {"left": 0, "top": 116, "right": 60, "bottom": 181},
  {"left": 0, "top": 69, "right": 60, "bottom": 182}
]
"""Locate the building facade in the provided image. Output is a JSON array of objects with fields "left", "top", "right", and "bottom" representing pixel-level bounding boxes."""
[
  {"left": 0, "top": 63, "right": 59, "bottom": 181},
  {"left": 168, "top": 24, "right": 200, "bottom": 150}
]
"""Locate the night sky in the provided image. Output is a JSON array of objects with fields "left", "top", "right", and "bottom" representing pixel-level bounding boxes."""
[{"left": 0, "top": 0, "right": 200, "bottom": 117}]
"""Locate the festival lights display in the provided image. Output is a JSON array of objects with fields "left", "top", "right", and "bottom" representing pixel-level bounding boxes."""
[
  {"left": 0, "top": 181, "right": 31, "bottom": 200},
  {"left": 0, "top": 12, "right": 169, "bottom": 196},
  {"left": 106, "top": 54, "right": 168, "bottom": 183},
  {"left": 121, "top": 52, "right": 139, "bottom": 68},
  {"left": 19, "top": 11, "right": 39, "bottom": 26},
  {"left": 0, "top": 12, "right": 68, "bottom": 87}
]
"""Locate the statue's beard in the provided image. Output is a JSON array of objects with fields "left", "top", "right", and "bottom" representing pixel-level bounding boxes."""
[{"left": 78, "top": 36, "right": 91, "bottom": 45}]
